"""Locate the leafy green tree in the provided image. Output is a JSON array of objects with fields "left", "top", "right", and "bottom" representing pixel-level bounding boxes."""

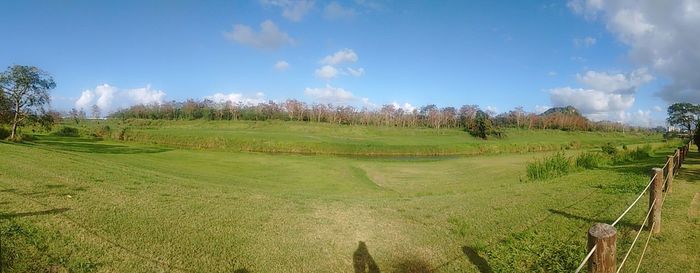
[
  {"left": 91, "top": 104, "right": 101, "bottom": 119},
  {"left": 0, "top": 88, "right": 10, "bottom": 123},
  {"left": 667, "top": 102, "right": 700, "bottom": 132},
  {"left": 471, "top": 110, "right": 494, "bottom": 139},
  {"left": 694, "top": 127, "right": 700, "bottom": 151},
  {"left": 0, "top": 65, "right": 56, "bottom": 139}
]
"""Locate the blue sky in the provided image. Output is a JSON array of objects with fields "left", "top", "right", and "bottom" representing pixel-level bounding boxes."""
[{"left": 2, "top": 0, "right": 697, "bottom": 126}]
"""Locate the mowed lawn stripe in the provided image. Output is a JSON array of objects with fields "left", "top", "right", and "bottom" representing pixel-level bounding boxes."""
[{"left": 1, "top": 131, "right": 697, "bottom": 272}]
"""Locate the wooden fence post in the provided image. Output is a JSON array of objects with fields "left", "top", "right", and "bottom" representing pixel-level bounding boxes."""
[
  {"left": 681, "top": 146, "right": 685, "bottom": 163},
  {"left": 649, "top": 168, "right": 663, "bottom": 234},
  {"left": 681, "top": 145, "right": 685, "bottom": 161},
  {"left": 666, "top": 155, "right": 674, "bottom": 193},
  {"left": 676, "top": 149, "right": 682, "bottom": 170},
  {"left": 588, "top": 223, "right": 617, "bottom": 273}
]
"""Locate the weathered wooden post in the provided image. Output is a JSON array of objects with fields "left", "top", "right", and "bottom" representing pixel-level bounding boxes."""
[
  {"left": 666, "top": 155, "right": 674, "bottom": 193},
  {"left": 681, "top": 145, "right": 685, "bottom": 162},
  {"left": 587, "top": 223, "right": 617, "bottom": 273},
  {"left": 649, "top": 168, "right": 663, "bottom": 234},
  {"left": 681, "top": 146, "right": 685, "bottom": 163},
  {"left": 676, "top": 149, "right": 682, "bottom": 170}
]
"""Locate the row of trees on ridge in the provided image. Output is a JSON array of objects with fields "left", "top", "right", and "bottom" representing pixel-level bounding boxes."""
[{"left": 0, "top": 64, "right": 681, "bottom": 140}]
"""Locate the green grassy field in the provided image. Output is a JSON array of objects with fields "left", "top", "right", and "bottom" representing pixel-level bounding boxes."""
[
  {"left": 69, "top": 119, "right": 661, "bottom": 156},
  {"left": 1, "top": 121, "right": 698, "bottom": 272}
]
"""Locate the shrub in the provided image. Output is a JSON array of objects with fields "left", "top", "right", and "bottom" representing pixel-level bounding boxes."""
[
  {"left": 601, "top": 142, "right": 617, "bottom": 155},
  {"left": 629, "top": 144, "right": 653, "bottom": 159},
  {"left": 52, "top": 126, "right": 80, "bottom": 137},
  {"left": 17, "top": 134, "right": 36, "bottom": 142},
  {"left": 612, "top": 144, "right": 652, "bottom": 163},
  {"left": 575, "top": 152, "right": 609, "bottom": 169},
  {"left": 527, "top": 152, "right": 572, "bottom": 181},
  {"left": 113, "top": 127, "right": 128, "bottom": 141},
  {"left": 92, "top": 125, "right": 111, "bottom": 138},
  {"left": 468, "top": 110, "right": 497, "bottom": 139},
  {"left": 568, "top": 140, "right": 581, "bottom": 150},
  {"left": 0, "top": 127, "right": 10, "bottom": 140}
]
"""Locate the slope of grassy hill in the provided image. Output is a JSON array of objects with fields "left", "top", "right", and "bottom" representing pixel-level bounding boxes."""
[
  {"left": 66, "top": 119, "right": 661, "bottom": 156},
  {"left": 1, "top": 122, "right": 697, "bottom": 272}
]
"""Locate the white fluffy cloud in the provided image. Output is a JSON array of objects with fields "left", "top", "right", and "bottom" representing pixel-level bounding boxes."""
[
  {"left": 127, "top": 86, "right": 166, "bottom": 105},
  {"left": 74, "top": 84, "right": 166, "bottom": 116},
  {"left": 549, "top": 68, "right": 653, "bottom": 122},
  {"left": 485, "top": 106, "right": 499, "bottom": 115},
  {"left": 320, "top": 48, "right": 358, "bottom": 65},
  {"left": 586, "top": 109, "right": 661, "bottom": 127},
  {"left": 315, "top": 65, "right": 339, "bottom": 80},
  {"left": 224, "top": 20, "right": 293, "bottom": 50},
  {"left": 576, "top": 68, "right": 653, "bottom": 94},
  {"left": 535, "top": 105, "right": 552, "bottom": 114},
  {"left": 324, "top": 2, "right": 356, "bottom": 20},
  {"left": 315, "top": 49, "right": 364, "bottom": 80},
  {"left": 550, "top": 87, "right": 635, "bottom": 115},
  {"left": 75, "top": 90, "right": 95, "bottom": 110},
  {"left": 621, "top": 110, "right": 654, "bottom": 127},
  {"left": 391, "top": 102, "right": 416, "bottom": 112},
  {"left": 568, "top": 0, "right": 700, "bottom": 103},
  {"left": 204, "top": 92, "right": 266, "bottom": 105},
  {"left": 304, "top": 84, "right": 357, "bottom": 104},
  {"left": 260, "top": 0, "right": 314, "bottom": 22},
  {"left": 274, "top": 60, "right": 290, "bottom": 71}
]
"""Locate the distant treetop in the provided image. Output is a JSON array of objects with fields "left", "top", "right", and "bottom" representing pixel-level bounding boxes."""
[{"left": 541, "top": 106, "right": 583, "bottom": 117}]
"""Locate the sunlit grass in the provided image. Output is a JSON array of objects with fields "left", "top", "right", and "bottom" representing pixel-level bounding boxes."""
[{"left": 0, "top": 122, "right": 696, "bottom": 272}]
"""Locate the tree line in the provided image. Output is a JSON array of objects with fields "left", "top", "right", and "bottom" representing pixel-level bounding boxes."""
[
  {"left": 108, "top": 99, "right": 652, "bottom": 138},
  {"left": 0, "top": 64, "right": 668, "bottom": 141}
]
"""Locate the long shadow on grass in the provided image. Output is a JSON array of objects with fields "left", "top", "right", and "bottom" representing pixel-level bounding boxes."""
[
  {"left": 461, "top": 246, "right": 493, "bottom": 273},
  {"left": 353, "top": 241, "right": 381, "bottom": 273},
  {"left": 548, "top": 209, "right": 642, "bottom": 231},
  {"left": 603, "top": 152, "right": 672, "bottom": 177},
  {"left": 24, "top": 136, "right": 171, "bottom": 154},
  {"left": 675, "top": 150, "right": 700, "bottom": 183},
  {"left": 352, "top": 241, "right": 435, "bottom": 273},
  {"left": 605, "top": 149, "right": 700, "bottom": 185},
  {"left": 0, "top": 208, "right": 70, "bottom": 220},
  {"left": 430, "top": 190, "right": 602, "bottom": 272},
  {"left": 0, "top": 186, "right": 190, "bottom": 272}
]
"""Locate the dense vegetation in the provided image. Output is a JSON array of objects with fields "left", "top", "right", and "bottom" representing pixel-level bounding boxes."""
[
  {"left": 106, "top": 99, "right": 656, "bottom": 137},
  {"left": 526, "top": 143, "right": 663, "bottom": 181},
  {"left": 52, "top": 119, "right": 663, "bottom": 156}
]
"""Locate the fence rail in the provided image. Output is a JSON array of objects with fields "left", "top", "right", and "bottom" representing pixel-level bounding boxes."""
[{"left": 573, "top": 138, "right": 693, "bottom": 273}]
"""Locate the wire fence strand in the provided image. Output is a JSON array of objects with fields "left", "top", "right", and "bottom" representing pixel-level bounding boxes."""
[
  {"left": 616, "top": 198, "right": 656, "bottom": 273},
  {"left": 633, "top": 221, "right": 657, "bottom": 273},
  {"left": 571, "top": 140, "right": 690, "bottom": 273},
  {"left": 611, "top": 173, "right": 655, "bottom": 227},
  {"left": 573, "top": 245, "right": 597, "bottom": 273}
]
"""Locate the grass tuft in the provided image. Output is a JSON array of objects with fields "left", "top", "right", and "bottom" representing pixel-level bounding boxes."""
[
  {"left": 52, "top": 126, "right": 81, "bottom": 137},
  {"left": 611, "top": 144, "right": 653, "bottom": 164},
  {"left": 575, "top": 152, "right": 610, "bottom": 169},
  {"left": 526, "top": 152, "right": 572, "bottom": 181}
]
